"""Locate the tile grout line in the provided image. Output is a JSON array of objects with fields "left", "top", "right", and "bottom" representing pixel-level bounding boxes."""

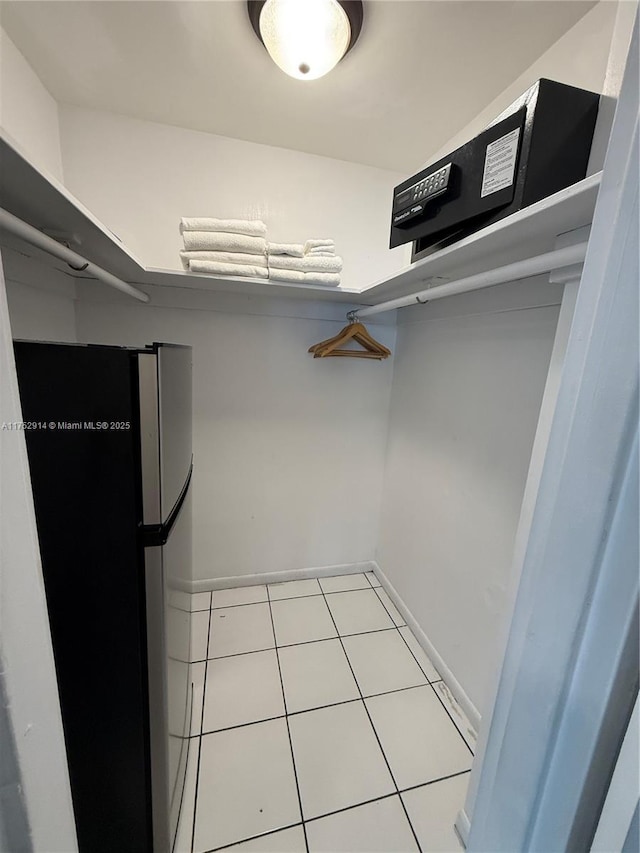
[
  {"left": 190, "top": 573, "right": 473, "bottom": 853},
  {"left": 364, "top": 571, "right": 382, "bottom": 590},
  {"left": 365, "top": 576, "right": 474, "bottom": 755},
  {"left": 196, "top": 582, "right": 474, "bottom": 751},
  {"left": 366, "top": 584, "right": 433, "bottom": 691},
  {"left": 191, "top": 682, "right": 449, "bottom": 739},
  {"left": 201, "top": 767, "right": 475, "bottom": 851},
  {"left": 394, "top": 627, "right": 437, "bottom": 684},
  {"left": 169, "top": 606, "right": 209, "bottom": 614},
  {"left": 203, "top": 576, "right": 380, "bottom": 612},
  {"left": 188, "top": 580, "right": 470, "bottom": 849},
  {"left": 365, "top": 575, "right": 476, "bottom": 758},
  {"left": 192, "top": 625, "right": 401, "bottom": 665},
  {"left": 266, "top": 584, "right": 310, "bottom": 853},
  {"left": 399, "top": 767, "right": 472, "bottom": 796},
  {"left": 203, "top": 822, "right": 304, "bottom": 853},
  {"left": 190, "top": 591, "right": 213, "bottom": 853},
  {"left": 371, "top": 584, "right": 475, "bottom": 756},
  {"left": 316, "top": 585, "right": 424, "bottom": 853},
  {"left": 372, "top": 585, "right": 406, "bottom": 629},
  {"left": 426, "top": 678, "right": 476, "bottom": 757},
  {"left": 303, "top": 766, "right": 473, "bottom": 824},
  {"left": 172, "top": 685, "right": 197, "bottom": 851},
  {"left": 372, "top": 590, "right": 446, "bottom": 696},
  {"left": 394, "top": 617, "right": 474, "bottom": 756}
]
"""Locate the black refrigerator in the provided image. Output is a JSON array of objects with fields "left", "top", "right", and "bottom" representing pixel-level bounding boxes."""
[{"left": 13, "top": 340, "right": 193, "bottom": 853}]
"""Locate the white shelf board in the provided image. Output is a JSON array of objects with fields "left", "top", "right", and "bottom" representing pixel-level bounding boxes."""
[
  {"left": 358, "top": 173, "right": 601, "bottom": 304},
  {"left": 0, "top": 130, "right": 145, "bottom": 278},
  {"left": 0, "top": 131, "right": 600, "bottom": 309},
  {"left": 133, "top": 267, "right": 362, "bottom": 302}
]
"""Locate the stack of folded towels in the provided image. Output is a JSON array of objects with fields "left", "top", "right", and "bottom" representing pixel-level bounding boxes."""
[
  {"left": 267, "top": 239, "right": 342, "bottom": 287},
  {"left": 179, "top": 218, "right": 268, "bottom": 278},
  {"left": 179, "top": 220, "right": 342, "bottom": 287}
]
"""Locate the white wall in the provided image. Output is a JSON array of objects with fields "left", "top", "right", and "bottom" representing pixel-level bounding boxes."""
[
  {"left": 0, "top": 258, "right": 78, "bottom": 852},
  {"left": 377, "top": 282, "right": 561, "bottom": 715},
  {"left": 3, "top": 83, "right": 404, "bottom": 583},
  {"left": 424, "top": 0, "right": 621, "bottom": 172},
  {"left": 1, "top": 247, "right": 76, "bottom": 342},
  {"left": 58, "top": 104, "right": 408, "bottom": 289},
  {"left": 0, "top": 25, "right": 64, "bottom": 181},
  {"left": 75, "top": 286, "right": 395, "bottom": 581},
  {"left": 588, "top": 0, "right": 638, "bottom": 170}
]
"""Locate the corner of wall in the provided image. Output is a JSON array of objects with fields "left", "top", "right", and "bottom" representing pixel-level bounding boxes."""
[
  {"left": 1, "top": 247, "right": 78, "bottom": 342},
  {"left": 0, "top": 25, "right": 64, "bottom": 183},
  {"left": 587, "top": 0, "right": 638, "bottom": 172},
  {"left": 371, "top": 560, "right": 481, "bottom": 732},
  {"left": 422, "top": 0, "right": 621, "bottom": 171}
]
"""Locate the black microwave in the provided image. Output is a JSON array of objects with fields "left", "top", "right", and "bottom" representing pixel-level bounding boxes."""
[{"left": 389, "top": 79, "right": 599, "bottom": 262}]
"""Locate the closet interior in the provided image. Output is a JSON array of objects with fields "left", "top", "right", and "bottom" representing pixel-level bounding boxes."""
[{"left": 1, "top": 2, "right": 637, "bottom": 852}]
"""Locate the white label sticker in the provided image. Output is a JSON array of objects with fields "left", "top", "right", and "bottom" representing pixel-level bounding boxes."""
[{"left": 481, "top": 127, "right": 520, "bottom": 198}]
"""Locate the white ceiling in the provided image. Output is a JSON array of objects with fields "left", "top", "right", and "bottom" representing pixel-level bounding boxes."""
[{"left": 0, "top": 0, "right": 596, "bottom": 172}]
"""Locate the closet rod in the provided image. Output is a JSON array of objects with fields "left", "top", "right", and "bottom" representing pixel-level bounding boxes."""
[
  {"left": 349, "top": 242, "right": 588, "bottom": 320},
  {"left": 0, "top": 207, "right": 149, "bottom": 303}
]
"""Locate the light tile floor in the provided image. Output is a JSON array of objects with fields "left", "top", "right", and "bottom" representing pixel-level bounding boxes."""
[{"left": 174, "top": 572, "right": 474, "bottom": 853}]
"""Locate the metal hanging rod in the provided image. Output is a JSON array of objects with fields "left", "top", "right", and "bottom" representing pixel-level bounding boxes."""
[
  {"left": 349, "top": 242, "right": 588, "bottom": 321},
  {"left": 0, "top": 207, "right": 149, "bottom": 303}
]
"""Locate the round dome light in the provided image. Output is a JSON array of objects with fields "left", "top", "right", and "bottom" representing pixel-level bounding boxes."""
[{"left": 248, "top": 0, "right": 363, "bottom": 81}]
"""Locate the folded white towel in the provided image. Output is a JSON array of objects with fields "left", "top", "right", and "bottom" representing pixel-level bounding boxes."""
[
  {"left": 180, "top": 218, "right": 267, "bottom": 237},
  {"left": 269, "top": 268, "right": 340, "bottom": 287},
  {"left": 304, "top": 239, "right": 335, "bottom": 251},
  {"left": 267, "top": 242, "right": 305, "bottom": 257},
  {"left": 189, "top": 259, "right": 267, "bottom": 278},
  {"left": 306, "top": 248, "right": 336, "bottom": 257},
  {"left": 268, "top": 255, "right": 343, "bottom": 273},
  {"left": 304, "top": 273, "right": 340, "bottom": 286},
  {"left": 182, "top": 231, "right": 266, "bottom": 254},
  {"left": 180, "top": 250, "right": 268, "bottom": 270}
]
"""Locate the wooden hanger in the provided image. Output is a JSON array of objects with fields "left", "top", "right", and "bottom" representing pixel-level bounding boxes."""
[
  {"left": 318, "top": 350, "right": 386, "bottom": 359},
  {"left": 309, "top": 322, "right": 386, "bottom": 355},
  {"left": 311, "top": 322, "right": 391, "bottom": 358},
  {"left": 309, "top": 321, "right": 391, "bottom": 359}
]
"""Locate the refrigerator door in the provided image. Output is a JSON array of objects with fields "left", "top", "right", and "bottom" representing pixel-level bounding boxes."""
[
  {"left": 15, "top": 341, "right": 153, "bottom": 853},
  {"left": 144, "top": 484, "right": 193, "bottom": 853},
  {"left": 143, "top": 544, "right": 171, "bottom": 853},
  {"left": 139, "top": 343, "right": 193, "bottom": 853},
  {"left": 157, "top": 343, "right": 193, "bottom": 522},
  {"left": 156, "top": 343, "right": 194, "bottom": 848},
  {"left": 163, "top": 486, "right": 194, "bottom": 848}
]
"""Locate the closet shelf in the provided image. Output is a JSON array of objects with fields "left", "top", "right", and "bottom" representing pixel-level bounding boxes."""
[
  {"left": 0, "top": 132, "right": 600, "bottom": 308},
  {"left": 137, "top": 268, "right": 363, "bottom": 301},
  {"left": 358, "top": 172, "right": 601, "bottom": 303},
  {"left": 0, "top": 134, "right": 363, "bottom": 304}
]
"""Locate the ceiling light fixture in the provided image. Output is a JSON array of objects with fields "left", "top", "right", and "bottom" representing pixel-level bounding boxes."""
[{"left": 248, "top": 0, "right": 363, "bottom": 81}]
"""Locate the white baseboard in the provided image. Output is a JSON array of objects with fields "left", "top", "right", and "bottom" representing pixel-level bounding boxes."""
[
  {"left": 455, "top": 808, "right": 471, "bottom": 848},
  {"left": 371, "top": 561, "right": 481, "bottom": 733},
  {"left": 187, "top": 561, "right": 376, "bottom": 593}
]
